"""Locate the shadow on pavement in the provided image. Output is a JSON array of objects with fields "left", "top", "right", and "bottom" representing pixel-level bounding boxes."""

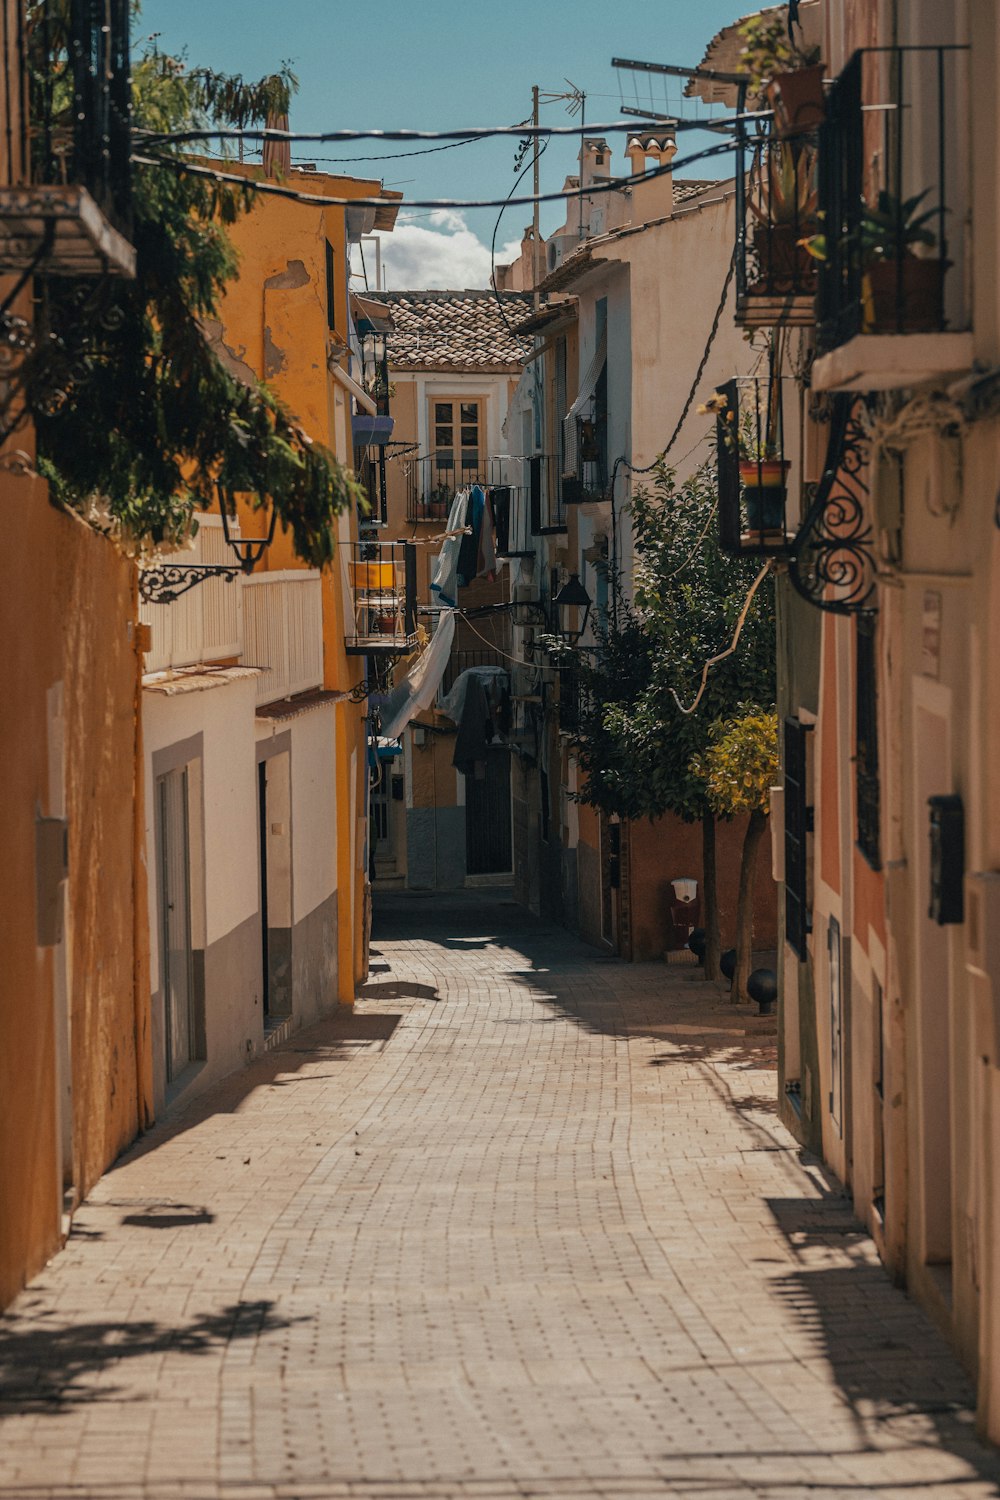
[{"left": 0, "top": 1299, "right": 300, "bottom": 1415}]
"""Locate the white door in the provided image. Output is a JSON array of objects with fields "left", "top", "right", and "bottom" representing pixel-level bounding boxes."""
[{"left": 158, "top": 767, "right": 194, "bottom": 1082}]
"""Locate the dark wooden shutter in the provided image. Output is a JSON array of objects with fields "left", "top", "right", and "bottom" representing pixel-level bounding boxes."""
[
  {"left": 855, "top": 615, "right": 881, "bottom": 868},
  {"left": 784, "top": 716, "right": 813, "bottom": 960}
]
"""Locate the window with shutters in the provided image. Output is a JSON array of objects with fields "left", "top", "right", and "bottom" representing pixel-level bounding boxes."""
[{"left": 784, "top": 716, "right": 813, "bottom": 961}]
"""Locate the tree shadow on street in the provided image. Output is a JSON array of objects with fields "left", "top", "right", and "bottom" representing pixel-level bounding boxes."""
[{"left": 0, "top": 1299, "right": 301, "bottom": 1416}]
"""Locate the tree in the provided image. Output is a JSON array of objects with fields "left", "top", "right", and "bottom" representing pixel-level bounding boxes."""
[
  {"left": 570, "top": 459, "right": 775, "bottom": 977},
  {"left": 691, "top": 709, "right": 779, "bottom": 1004},
  {"left": 24, "top": 8, "right": 362, "bottom": 559}
]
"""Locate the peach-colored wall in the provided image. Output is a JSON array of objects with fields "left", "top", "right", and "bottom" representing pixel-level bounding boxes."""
[
  {"left": 0, "top": 469, "right": 148, "bottom": 1307},
  {"left": 628, "top": 813, "right": 778, "bottom": 963}
]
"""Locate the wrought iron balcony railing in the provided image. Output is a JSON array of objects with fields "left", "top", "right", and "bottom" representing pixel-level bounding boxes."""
[
  {"left": 734, "top": 115, "right": 818, "bottom": 328},
  {"left": 0, "top": 0, "right": 134, "bottom": 278},
  {"left": 441, "top": 647, "right": 510, "bottom": 698},
  {"left": 346, "top": 540, "right": 418, "bottom": 656},
  {"left": 405, "top": 453, "right": 519, "bottom": 522},
  {"left": 714, "top": 375, "right": 802, "bottom": 558},
  {"left": 815, "top": 45, "right": 970, "bottom": 353}
]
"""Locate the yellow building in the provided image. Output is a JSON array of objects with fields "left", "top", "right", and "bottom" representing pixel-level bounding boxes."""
[{"left": 138, "top": 163, "right": 402, "bottom": 1111}]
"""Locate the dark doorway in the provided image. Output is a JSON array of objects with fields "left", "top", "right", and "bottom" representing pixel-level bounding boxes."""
[{"left": 465, "top": 749, "right": 513, "bottom": 875}]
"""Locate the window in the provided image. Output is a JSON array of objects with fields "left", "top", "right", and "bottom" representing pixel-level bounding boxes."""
[
  {"left": 325, "top": 241, "right": 336, "bottom": 332},
  {"left": 856, "top": 615, "right": 881, "bottom": 868},
  {"left": 430, "top": 398, "right": 482, "bottom": 486},
  {"left": 784, "top": 716, "right": 813, "bottom": 961}
]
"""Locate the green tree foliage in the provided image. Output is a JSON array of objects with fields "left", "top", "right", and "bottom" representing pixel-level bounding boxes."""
[
  {"left": 27, "top": 8, "right": 362, "bottom": 559},
  {"left": 573, "top": 460, "right": 775, "bottom": 822},
  {"left": 569, "top": 459, "right": 775, "bottom": 977},
  {"left": 691, "top": 709, "right": 779, "bottom": 817},
  {"left": 691, "top": 709, "right": 779, "bottom": 1004}
]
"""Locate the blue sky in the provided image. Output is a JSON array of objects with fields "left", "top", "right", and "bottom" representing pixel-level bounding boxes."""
[{"left": 139, "top": 0, "right": 748, "bottom": 288}]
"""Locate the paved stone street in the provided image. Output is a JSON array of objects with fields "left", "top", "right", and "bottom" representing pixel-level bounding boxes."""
[{"left": 1, "top": 892, "right": 998, "bottom": 1499}]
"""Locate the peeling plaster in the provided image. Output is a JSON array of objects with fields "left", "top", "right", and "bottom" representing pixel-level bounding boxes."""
[
  {"left": 263, "top": 326, "right": 286, "bottom": 379},
  {"left": 264, "top": 259, "right": 310, "bottom": 291},
  {"left": 200, "top": 317, "right": 258, "bottom": 389}
]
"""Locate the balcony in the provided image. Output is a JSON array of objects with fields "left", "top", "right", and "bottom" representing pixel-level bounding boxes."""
[
  {"left": 405, "top": 453, "right": 504, "bottom": 523},
  {"left": 140, "top": 518, "right": 324, "bottom": 706},
  {"left": 812, "top": 45, "right": 972, "bottom": 393},
  {"left": 0, "top": 0, "right": 134, "bottom": 278},
  {"left": 734, "top": 118, "right": 817, "bottom": 328},
  {"left": 713, "top": 375, "right": 803, "bottom": 558},
  {"left": 346, "top": 540, "right": 418, "bottom": 656},
  {"left": 442, "top": 647, "right": 510, "bottom": 697}
]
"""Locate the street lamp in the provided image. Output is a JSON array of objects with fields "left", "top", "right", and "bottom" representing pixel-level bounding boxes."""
[{"left": 552, "top": 572, "right": 592, "bottom": 647}]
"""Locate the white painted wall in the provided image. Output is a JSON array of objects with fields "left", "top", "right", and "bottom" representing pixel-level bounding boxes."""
[{"left": 144, "top": 673, "right": 260, "bottom": 989}]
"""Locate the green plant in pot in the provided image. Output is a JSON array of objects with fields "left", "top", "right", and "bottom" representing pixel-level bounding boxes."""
[
  {"left": 703, "top": 380, "right": 788, "bottom": 538},
  {"left": 803, "top": 188, "right": 947, "bottom": 331},
  {"left": 740, "top": 14, "right": 824, "bottom": 138},
  {"left": 747, "top": 141, "right": 818, "bottom": 292}
]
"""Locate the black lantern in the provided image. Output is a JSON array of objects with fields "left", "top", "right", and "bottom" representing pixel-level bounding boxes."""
[
  {"left": 138, "top": 489, "right": 276, "bottom": 604},
  {"left": 219, "top": 489, "right": 278, "bottom": 574},
  {"left": 553, "top": 572, "right": 593, "bottom": 646}
]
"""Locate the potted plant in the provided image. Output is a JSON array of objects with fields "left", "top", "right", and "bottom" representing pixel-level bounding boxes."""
[
  {"left": 803, "top": 189, "right": 947, "bottom": 331},
  {"left": 747, "top": 140, "right": 818, "bottom": 293},
  {"left": 703, "top": 381, "right": 789, "bottom": 537},
  {"left": 740, "top": 14, "right": 824, "bottom": 138}
]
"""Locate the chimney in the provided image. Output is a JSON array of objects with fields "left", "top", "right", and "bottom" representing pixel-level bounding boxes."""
[{"left": 626, "top": 131, "right": 677, "bottom": 225}]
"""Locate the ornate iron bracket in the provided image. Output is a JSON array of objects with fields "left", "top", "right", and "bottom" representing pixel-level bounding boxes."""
[
  {"left": 789, "top": 392, "right": 878, "bottom": 615},
  {"left": 138, "top": 563, "right": 241, "bottom": 604}
]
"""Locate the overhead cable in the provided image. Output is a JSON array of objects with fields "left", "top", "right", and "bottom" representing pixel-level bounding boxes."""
[
  {"left": 131, "top": 138, "right": 741, "bottom": 214},
  {"left": 136, "top": 109, "right": 766, "bottom": 149}
]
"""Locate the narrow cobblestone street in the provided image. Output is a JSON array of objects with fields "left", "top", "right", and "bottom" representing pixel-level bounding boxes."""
[{"left": 2, "top": 892, "right": 998, "bottom": 1499}]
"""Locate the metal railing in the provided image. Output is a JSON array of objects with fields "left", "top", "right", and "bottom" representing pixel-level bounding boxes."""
[
  {"left": 346, "top": 540, "right": 418, "bottom": 655},
  {"left": 734, "top": 115, "right": 818, "bottom": 328},
  {"left": 441, "top": 647, "right": 510, "bottom": 697},
  {"left": 30, "top": 0, "right": 133, "bottom": 228},
  {"left": 816, "top": 45, "right": 970, "bottom": 351},
  {"left": 405, "top": 453, "right": 523, "bottom": 522},
  {"left": 714, "top": 375, "right": 801, "bottom": 557}
]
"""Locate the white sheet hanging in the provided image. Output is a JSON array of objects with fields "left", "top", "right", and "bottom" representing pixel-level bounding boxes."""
[
  {"left": 378, "top": 609, "right": 458, "bottom": 742},
  {"left": 562, "top": 327, "right": 608, "bottom": 476}
]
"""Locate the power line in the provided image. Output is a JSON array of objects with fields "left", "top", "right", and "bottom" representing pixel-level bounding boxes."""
[
  {"left": 290, "top": 138, "right": 488, "bottom": 165},
  {"left": 132, "top": 138, "right": 740, "bottom": 214},
  {"left": 137, "top": 109, "right": 764, "bottom": 149}
]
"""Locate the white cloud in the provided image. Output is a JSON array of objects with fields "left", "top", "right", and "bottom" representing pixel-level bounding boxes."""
[{"left": 356, "top": 211, "right": 523, "bottom": 292}]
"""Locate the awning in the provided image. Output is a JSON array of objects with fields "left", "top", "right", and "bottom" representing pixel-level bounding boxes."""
[{"left": 563, "top": 326, "right": 607, "bottom": 475}]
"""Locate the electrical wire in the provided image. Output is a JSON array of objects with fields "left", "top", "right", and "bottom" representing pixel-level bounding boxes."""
[
  {"left": 291, "top": 138, "right": 488, "bottom": 164},
  {"left": 131, "top": 138, "right": 741, "bottom": 214},
  {"left": 137, "top": 109, "right": 765, "bottom": 149},
  {"left": 490, "top": 141, "right": 547, "bottom": 334}
]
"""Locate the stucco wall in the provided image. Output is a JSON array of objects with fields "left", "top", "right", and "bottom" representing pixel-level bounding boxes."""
[{"left": 0, "top": 472, "right": 146, "bottom": 1307}]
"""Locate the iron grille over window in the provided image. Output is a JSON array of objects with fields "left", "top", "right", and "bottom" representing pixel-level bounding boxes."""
[
  {"left": 784, "top": 716, "right": 813, "bottom": 961},
  {"left": 855, "top": 615, "right": 881, "bottom": 868},
  {"left": 816, "top": 45, "right": 970, "bottom": 353}
]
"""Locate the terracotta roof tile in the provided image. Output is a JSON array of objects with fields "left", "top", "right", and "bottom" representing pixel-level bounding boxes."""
[{"left": 363, "top": 290, "right": 532, "bottom": 371}]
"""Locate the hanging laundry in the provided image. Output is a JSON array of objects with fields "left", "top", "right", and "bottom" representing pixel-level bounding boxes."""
[
  {"left": 457, "top": 485, "right": 484, "bottom": 587},
  {"left": 431, "top": 489, "right": 470, "bottom": 607}
]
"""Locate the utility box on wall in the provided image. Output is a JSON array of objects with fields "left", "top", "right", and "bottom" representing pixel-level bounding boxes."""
[{"left": 929, "top": 794, "right": 964, "bottom": 925}]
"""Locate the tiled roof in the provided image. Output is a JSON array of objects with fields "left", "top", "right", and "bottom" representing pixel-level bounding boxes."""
[
  {"left": 363, "top": 290, "right": 532, "bottom": 371},
  {"left": 672, "top": 179, "right": 721, "bottom": 205}
]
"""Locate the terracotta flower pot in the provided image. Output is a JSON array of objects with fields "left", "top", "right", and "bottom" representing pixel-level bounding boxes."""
[
  {"left": 740, "top": 459, "right": 789, "bottom": 534},
  {"left": 768, "top": 64, "right": 826, "bottom": 138},
  {"left": 865, "top": 257, "right": 948, "bottom": 333}
]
